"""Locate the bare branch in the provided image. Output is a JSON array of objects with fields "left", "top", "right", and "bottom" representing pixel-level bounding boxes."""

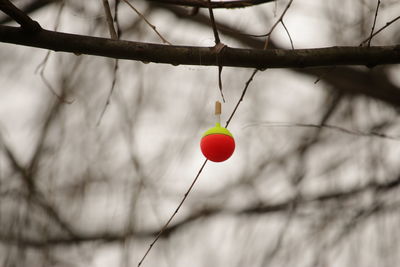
[
  {"left": 98, "top": 0, "right": 119, "bottom": 125},
  {"left": 0, "top": 26, "right": 398, "bottom": 69},
  {"left": 207, "top": 0, "right": 220, "bottom": 44},
  {"left": 225, "top": 69, "right": 258, "bottom": 126},
  {"left": 2, "top": 1, "right": 399, "bottom": 109},
  {"left": 245, "top": 122, "right": 400, "bottom": 141},
  {"left": 281, "top": 19, "right": 294, "bottom": 50},
  {"left": 146, "top": 3, "right": 400, "bottom": 110},
  {"left": 2, "top": 173, "right": 400, "bottom": 248},
  {"left": 35, "top": 1, "right": 73, "bottom": 103},
  {"left": 114, "top": 0, "right": 121, "bottom": 37},
  {"left": 0, "top": 0, "right": 41, "bottom": 31},
  {"left": 145, "top": 0, "right": 275, "bottom": 9},
  {"left": 102, "top": 0, "right": 118, "bottom": 39},
  {"left": 368, "top": 0, "right": 381, "bottom": 47},
  {"left": 97, "top": 60, "right": 119, "bottom": 125},
  {"left": 264, "top": 0, "right": 294, "bottom": 49},
  {"left": 137, "top": 159, "right": 208, "bottom": 267},
  {"left": 360, "top": 15, "right": 400, "bottom": 46},
  {"left": 121, "top": 0, "right": 171, "bottom": 44}
]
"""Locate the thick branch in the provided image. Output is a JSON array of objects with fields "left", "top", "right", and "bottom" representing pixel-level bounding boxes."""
[
  {"left": 0, "top": 25, "right": 399, "bottom": 69},
  {"left": 150, "top": 3, "right": 400, "bottom": 108},
  {"left": 146, "top": 0, "right": 275, "bottom": 9},
  {"left": 2, "top": 2, "right": 400, "bottom": 109},
  {"left": 2, "top": 1, "right": 400, "bottom": 108}
]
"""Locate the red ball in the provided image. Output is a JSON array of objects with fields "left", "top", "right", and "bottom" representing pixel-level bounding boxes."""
[{"left": 200, "top": 133, "right": 235, "bottom": 162}]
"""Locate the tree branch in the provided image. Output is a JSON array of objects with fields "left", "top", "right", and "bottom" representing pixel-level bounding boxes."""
[
  {"left": 2, "top": 2, "right": 400, "bottom": 109},
  {"left": 2, "top": 2, "right": 400, "bottom": 108},
  {"left": 0, "top": 0, "right": 58, "bottom": 24},
  {"left": 0, "top": 25, "right": 399, "bottom": 70},
  {"left": 367, "top": 0, "right": 381, "bottom": 47},
  {"left": 0, "top": 0, "right": 41, "bottom": 31},
  {"left": 102, "top": 0, "right": 118, "bottom": 39},
  {"left": 2, "top": 173, "right": 400, "bottom": 248},
  {"left": 122, "top": 0, "right": 171, "bottom": 44},
  {"left": 145, "top": 0, "right": 275, "bottom": 9},
  {"left": 360, "top": 15, "right": 400, "bottom": 46}
]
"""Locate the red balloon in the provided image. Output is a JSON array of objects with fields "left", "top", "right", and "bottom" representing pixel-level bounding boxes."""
[{"left": 200, "top": 134, "right": 235, "bottom": 162}]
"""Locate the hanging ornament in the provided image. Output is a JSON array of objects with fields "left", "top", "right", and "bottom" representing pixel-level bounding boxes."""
[{"left": 200, "top": 101, "right": 235, "bottom": 162}]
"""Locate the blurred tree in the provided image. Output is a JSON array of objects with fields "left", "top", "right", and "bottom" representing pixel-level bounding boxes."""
[{"left": 0, "top": 0, "right": 400, "bottom": 267}]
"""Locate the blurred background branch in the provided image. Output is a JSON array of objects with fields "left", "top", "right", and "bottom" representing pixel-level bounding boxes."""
[{"left": 0, "top": 0, "right": 400, "bottom": 266}]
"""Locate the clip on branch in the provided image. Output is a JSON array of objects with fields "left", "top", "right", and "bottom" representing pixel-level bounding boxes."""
[{"left": 0, "top": 0, "right": 41, "bottom": 32}]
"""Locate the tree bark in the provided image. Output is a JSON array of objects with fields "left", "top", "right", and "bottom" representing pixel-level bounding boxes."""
[
  {"left": 146, "top": 0, "right": 275, "bottom": 8},
  {"left": 0, "top": 25, "right": 399, "bottom": 69}
]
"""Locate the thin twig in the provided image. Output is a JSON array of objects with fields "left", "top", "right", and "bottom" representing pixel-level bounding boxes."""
[
  {"left": 96, "top": 59, "right": 119, "bottom": 126},
  {"left": 281, "top": 19, "right": 294, "bottom": 50},
  {"left": 137, "top": 159, "right": 208, "bottom": 266},
  {"left": 40, "top": 71, "right": 73, "bottom": 103},
  {"left": 264, "top": 0, "right": 294, "bottom": 49},
  {"left": 207, "top": 0, "right": 220, "bottom": 44},
  {"left": 368, "top": 0, "right": 381, "bottom": 47},
  {"left": 261, "top": 202, "right": 295, "bottom": 265},
  {"left": 225, "top": 69, "right": 258, "bottom": 127},
  {"left": 122, "top": 0, "right": 171, "bottom": 44},
  {"left": 102, "top": 0, "right": 118, "bottom": 39},
  {"left": 34, "top": 1, "right": 72, "bottom": 103},
  {"left": 114, "top": 0, "right": 122, "bottom": 38},
  {"left": 235, "top": 0, "right": 293, "bottom": 42},
  {"left": 97, "top": 0, "right": 120, "bottom": 125},
  {"left": 314, "top": 66, "right": 336, "bottom": 84},
  {"left": 360, "top": 15, "right": 400, "bottom": 45},
  {"left": 244, "top": 122, "right": 400, "bottom": 141}
]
